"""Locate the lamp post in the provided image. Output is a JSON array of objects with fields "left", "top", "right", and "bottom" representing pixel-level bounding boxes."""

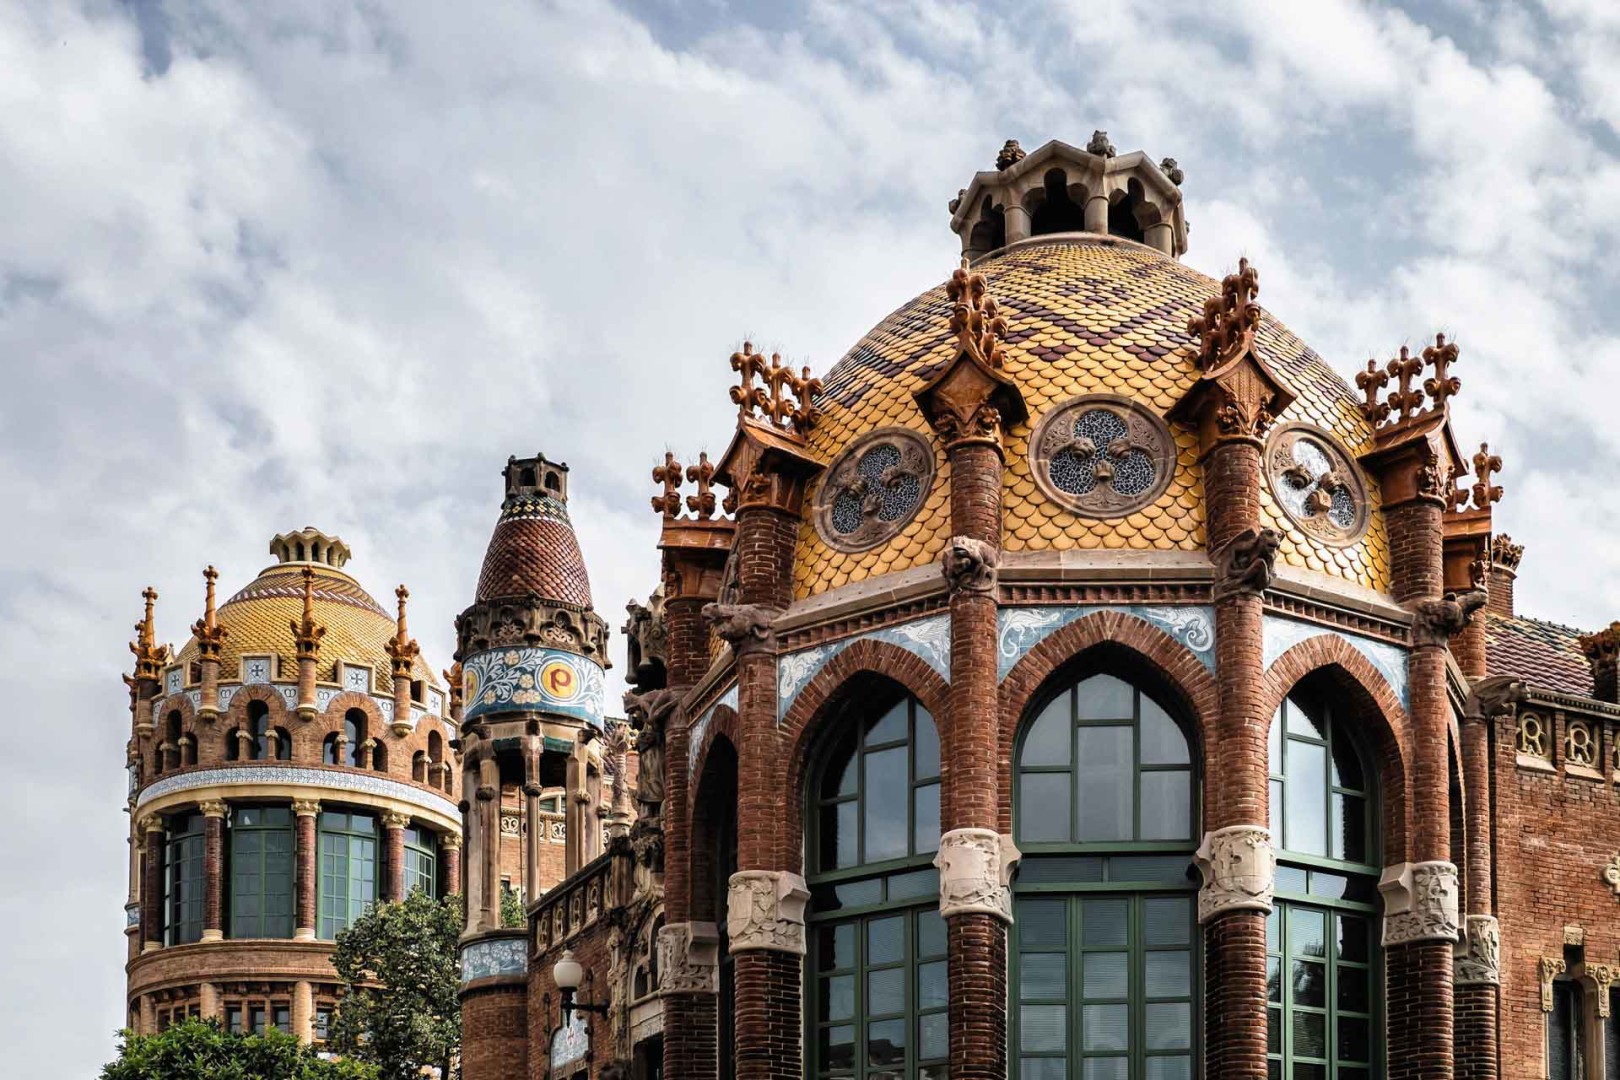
[{"left": 552, "top": 949, "right": 609, "bottom": 1023}]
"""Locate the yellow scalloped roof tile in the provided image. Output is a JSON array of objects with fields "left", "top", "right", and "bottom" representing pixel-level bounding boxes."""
[{"left": 792, "top": 238, "right": 1392, "bottom": 599}]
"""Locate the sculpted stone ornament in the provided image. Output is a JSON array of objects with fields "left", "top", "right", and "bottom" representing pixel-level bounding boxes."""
[
  {"left": 1603, "top": 852, "right": 1620, "bottom": 898},
  {"left": 1454, "top": 915, "right": 1501, "bottom": 986},
  {"left": 657, "top": 921, "right": 719, "bottom": 996},
  {"left": 1194, "top": 825, "right": 1277, "bottom": 922},
  {"left": 1379, "top": 861, "right": 1461, "bottom": 946},
  {"left": 934, "top": 829, "right": 1021, "bottom": 923},
  {"left": 701, "top": 602, "right": 776, "bottom": 655},
  {"left": 1410, "top": 590, "right": 1488, "bottom": 648},
  {"left": 1539, "top": 956, "right": 1568, "bottom": 1012},
  {"left": 727, "top": 870, "right": 811, "bottom": 955},
  {"left": 622, "top": 687, "right": 678, "bottom": 817},
  {"left": 941, "top": 536, "right": 999, "bottom": 596},
  {"left": 1212, "top": 527, "right": 1280, "bottom": 601}
]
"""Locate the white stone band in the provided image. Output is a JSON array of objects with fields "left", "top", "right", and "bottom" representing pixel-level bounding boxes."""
[
  {"left": 658, "top": 922, "right": 719, "bottom": 995},
  {"left": 1453, "top": 914, "right": 1500, "bottom": 986},
  {"left": 1380, "top": 861, "right": 1460, "bottom": 946},
  {"left": 935, "top": 828, "right": 1021, "bottom": 923},
  {"left": 727, "top": 871, "right": 810, "bottom": 955},
  {"left": 1194, "top": 825, "right": 1276, "bottom": 923},
  {"left": 135, "top": 764, "right": 456, "bottom": 817}
]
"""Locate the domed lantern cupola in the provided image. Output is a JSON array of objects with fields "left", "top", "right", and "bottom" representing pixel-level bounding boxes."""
[
  {"left": 948, "top": 132, "right": 1188, "bottom": 261},
  {"left": 454, "top": 452, "right": 610, "bottom": 734}
]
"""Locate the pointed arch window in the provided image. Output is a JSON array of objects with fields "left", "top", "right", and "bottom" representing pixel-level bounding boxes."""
[
  {"left": 1265, "top": 689, "right": 1382, "bottom": 1080},
  {"left": 806, "top": 691, "right": 946, "bottom": 1080}
]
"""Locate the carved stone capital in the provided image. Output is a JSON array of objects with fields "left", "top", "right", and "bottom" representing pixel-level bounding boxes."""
[
  {"left": 1539, "top": 956, "right": 1568, "bottom": 1011},
  {"left": 198, "top": 800, "right": 227, "bottom": 819},
  {"left": 941, "top": 536, "right": 999, "bottom": 597},
  {"left": 1379, "top": 861, "right": 1460, "bottom": 946},
  {"left": 291, "top": 799, "right": 321, "bottom": 818},
  {"left": 1211, "top": 528, "right": 1280, "bottom": 602},
  {"left": 382, "top": 810, "right": 411, "bottom": 829},
  {"left": 701, "top": 602, "right": 776, "bottom": 655},
  {"left": 726, "top": 870, "right": 810, "bottom": 955},
  {"left": 1591, "top": 964, "right": 1620, "bottom": 1017},
  {"left": 1410, "top": 591, "right": 1488, "bottom": 648},
  {"left": 934, "top": 828, "right": 1021, "bottom": 923},
  {"left": 1453, "top": 915, "right": 1501, "bottom": 986},
  {"left": 439, "top": 831, "right": 462, "bottom": 851},
  {"left": 657, "top": 921, "right": 719, "bottom": 995},
  {"left": 1194, "top": 825, "right": 1276, "bottom": 922}
]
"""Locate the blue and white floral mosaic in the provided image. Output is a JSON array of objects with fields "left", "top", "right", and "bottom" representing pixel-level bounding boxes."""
[
  {"left": 135, "top": 764, "right": 457, "bottom": 816},
  {"left": 776, "top": 614, "right": 951, "bottom": 723},
  {"left": 1262, "top": 615, "right": 1409, "bottom": 710},
  {"left": 688, "top": 683, "right": 738, "bottom": 782},
  {"left": 462, "top": 646, "right": 606, "bottom": 729},
  {"left": 460, "top": 937, "right": 528, "bottom": 983},
  {"left": 550, "top": 1012, "right": 590, "bottom": 1068},
  {"left": 996, "top": 605, "right": 1216, "bottom": 680}
]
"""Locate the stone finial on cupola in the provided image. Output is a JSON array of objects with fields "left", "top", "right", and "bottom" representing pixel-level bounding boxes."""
[
  {"left": 191, "top": 567, "right": 228, "bottom": 722},
  {"left": 289, "top": 567, "right": 325, "bottom": 721},
  {"left": 949, "top": 135, "right": 1189, "bottom": 260},
  {"left": 385, "top": 585, "right": 420, "bottom": 735},
  {"left": 125, "top": 586, "right": 171, "bottom": 710}
]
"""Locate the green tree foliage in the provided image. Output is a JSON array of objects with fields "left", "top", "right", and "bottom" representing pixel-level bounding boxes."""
[
  {"left": 500, "top": 882, "right": 526, "bottom": 929},
  {"left": 329, "top": 890, "right": 462, "bottom": 1080},
  {"left": 101, "top": 1019, "right": 376, "bottom": 1080}
]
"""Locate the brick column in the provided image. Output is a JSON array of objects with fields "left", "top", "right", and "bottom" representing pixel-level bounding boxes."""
[
  {"left": 292, "top": 980, "right": 314, "bottom": 1045},
  {"left": 722, "top": 502, "right": 805, "bottom": 1080},
  {"left": 200, "top": 801, "right": 226, "bottom": 941},
  {"left": 440, "top": 831, "right": 462, "bottom": 899},
  {"left": 142, "top": 818, "right": 164, "bottom": 952},
  {"left": 292, "top": 800, "right": 319, "bottom": 940},
  {"left": 382, "top": 811, "right": 408, "bottom": 902},
  {"left": 1197, "top": 439, "right": 1276, "bottom": 1080},
  {"left": 1167, "top": 257, "right": 1292, "bottom": 1080},
  {"left": 198, "top": 982, "right": 221, "bottom": 1022}
]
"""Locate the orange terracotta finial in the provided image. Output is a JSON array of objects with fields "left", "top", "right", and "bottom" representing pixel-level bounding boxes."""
[
  {"left": 127, "top": 586, "right": 171, "bottom": 685},
  {"left": 1470, "top": 442, "right": 1504, "bottom": 509},
  {"left": 1384, "top": 345, "right": 1426, "bottom": 424},
  {"left": 386, "top": 585, "right": 420, "bottom": 671},
  {"left": 651, "top": 452, "right": 685, "bottom": 518},
  {"left": 685, "top": 451, "right": 718, "bottom": 520},
  {"left": 729, "top": 342, "right": 821, "bottom": 437},
  {"left": 289, "top": 566, "right": 325, "bottom": 659},
  {"left": 1186, "top": 257, "right": 1261, "bottom": 371},
  {"left": 443, "top": 662, "right": 464, "bottom": 712},
  {"left": 1422, "top": 333, "right": 1461, "bottom": 412},
  {"left": 191, "top": 566, "right": 228, "bottom": 660},
  {"left": 947, "top": 256, "right": 1010, "bottom": 371}
]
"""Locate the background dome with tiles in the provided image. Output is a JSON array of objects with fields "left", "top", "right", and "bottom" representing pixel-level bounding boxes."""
[{"left": 794, "top": 236, "right": 1392, "bottom": 598}]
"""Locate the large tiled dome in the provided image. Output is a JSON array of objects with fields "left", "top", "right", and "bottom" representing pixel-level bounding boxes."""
[{"left": 792, "top": 234, "right": 1393, "bottom": 598}]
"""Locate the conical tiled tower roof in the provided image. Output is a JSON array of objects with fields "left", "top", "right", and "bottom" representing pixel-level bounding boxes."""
[{"left": 474, "top": 471, "right": 593, "bottom": 608}]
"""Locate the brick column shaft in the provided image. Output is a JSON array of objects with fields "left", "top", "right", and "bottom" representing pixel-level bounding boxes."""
[
  {"left": 1202, "top": 439, "right": 1271, "bottom": 1080},
  {"left": 731, "top": 503, "right": 802, "bottom": 1080},
  {"left": 383, "top": 816, "right": 407, "bottom": 902},
  {"left": 944, "top": 439, "right": 1010, "bottom": 1080},
  {"left": 142, "top": 824, "right": 164, "bottom": 949},
  {"left": 203, "top": 811, "right": 225, "bottom": 938},
  {"left": 440, "top": 837, "right": 462, "bottom": 900},
  {"left": 663, "top": 592, "right": 719, "bottom": 1080},
  {"left": 1387, "top": 498, "right": 1455, "bottom": 1080},
  {"left": 294, "top": 806, "right": 318, "bottom": 938}
]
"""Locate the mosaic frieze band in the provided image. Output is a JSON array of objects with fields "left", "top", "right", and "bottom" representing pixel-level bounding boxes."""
[
  {"left": 460, "top": 936, "right": 529, "bottom": 983},
  {"left": 461, "top": 646, "right": 606, "bottom": 728},
  {"left": 688, "top": 683, "right": 738, "bottom": 782},
  {"left": 1262, "top": 614, "right": 1409, "bottom": 708},
  {"left": 776, "top": 614, "right": 950, "bottom": 722},
  {"left": 135, "top": 764, "right": 457, "bottom": 816},
  {"left": 997, "top": 604, "right": 1215, "bottom": 680}
]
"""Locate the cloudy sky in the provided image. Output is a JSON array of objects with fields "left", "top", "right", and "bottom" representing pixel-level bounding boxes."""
[{"left": 5, "top": 0, "right": 1620, "bottom": 1072}]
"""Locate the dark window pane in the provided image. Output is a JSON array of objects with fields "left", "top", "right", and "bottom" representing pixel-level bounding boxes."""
[
  {"left": 1143, "top": 897, "right": 1192, "bottom": 946},
  {"left": 868, "top": 1017, "right": 905, "bottom": 1065},
  {"left": 867, "top": 968, "right": 904, "bottom": 1015},
  {"left": 1082, "top": 898, "right": 1128, "bottom": 947},
  {"left": 1144, "top": 1002, "right": 1191, "bottom": 1050},
  {"left": 1075, "top": 727, "right": 1132, "bottom": 841},
  {"left": 1139, "top": 696, "right": 1189, "bottom": 765},
  {"left": 1023, "top": 695, "right": 1072, "bottom": 766},
  {"left": 1267, "top": 957, "right": 1282, "bottom": 1003},
  {"left": 1286, "top": 700, "right": 1322, "bottom": 739},
  {"left": 916, "top": 908, "right": 946, "bottom": 958},
  {"left": 822, "top": 734, "right": 857, "bottom": 800},
  {"left": 863, "top": 747, "right": 909, "bottom": 862},
  {"left": 1333, "top": 794, "right": 1367, "bottom": 863},
  {"left": 1338, "top": 1016, "right": 1370, "bottom": 1062},
  {"left": 1017, "top": 899, "right": 1067, "bottom": 949},
  {"left": 913, "top": 712, "right": 940, "bottom": 780},
  {"left": 1330, "top": 735, "right": 1364, "bottom": 791},
  {"left": 818, "top": 924, "right": 855, "bottom": 971},
  {"left": 819, "top": 1024, "right": 854, "bottom": 1071},
  {"left": 1145, "top": 951, "right": 1191, "bottom": 998},
  {"left": 1083, "top": 1003, "right": 1129, "bottom": 1051},
  {"left": 1020, "top": 773, "right": 1071, "bottom": 843},
  {"left": 819, "top": 974, "right": 854, "bottom": 1021},
  {"left": 1017, "top": 855, "right": 1104, "bottom": 884},
  {"left": 820, "top": 801, "right": 857, "bottom": 872},
  {"left": 918, "top": 959, "right": 948, "bottom": 1009},
  {"left": 886, "top": 868, "right": 937, "bottom": 901},
  {"left": 1289, "top": 908, "right": 1326, "bottom": 959},
  {"left": 919, "top": 1011, "right": 948, "bottom": 1060},
  {"left": 913, "top": 781, "right": 940, "bottom": 855},
  {"left": 1292, "top": 1011, "right": 1326, "bottom": 1059},
  {"left": 1139, "top": 771, "right": 1191, "bottom": 840},
  {"left": 1292, "top": 960, "right": 1326, "bottom": 1007},
  {"left": 1336, "top": 916, "right": 1369, "bottom": 963},
  {"left": 1338, "top": 965, "right": 1370, "bottom": 1013},
  {"left": 1075, "top": 675, "right": 1134, "bottom": 720},
  {"left": 1020, "top": 1004, "right": 1067, "bottom": 1053},
  {"left": 868, "top": 701, "right": 907, "bottom": 745},
  {"left": 1021, "top": 954, "right": 1067, "bottom": 1000}
]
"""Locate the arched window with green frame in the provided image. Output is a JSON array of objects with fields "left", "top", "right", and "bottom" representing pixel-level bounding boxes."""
[
  {"left": 806, "top": 683, "right": 945, "bottom": 1080},
  {"left": 1266, "top": 683, "right": 1382, "bottom": 1080},
  {"left": 1011, "top": 666, "right": 1200, "bottom": 1080}
]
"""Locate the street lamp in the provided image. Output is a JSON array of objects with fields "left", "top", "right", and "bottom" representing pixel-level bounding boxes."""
[{"left": 552, "top": 949, "right": 608, "bottom": 1022}]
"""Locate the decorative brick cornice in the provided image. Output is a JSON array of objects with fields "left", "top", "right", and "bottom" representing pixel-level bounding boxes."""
[{"left": 1194, "top": 825, "right": 1276, "bottom": 922}]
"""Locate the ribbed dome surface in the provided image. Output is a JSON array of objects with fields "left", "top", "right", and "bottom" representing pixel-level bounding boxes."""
[
  {"left": 474, "top": 493, "right": 594, "bottom": 608},
  {"left": 175, "top": 563, "right": 440, "bottom": 693},
  {"left": 791, "top": 235, "right": 1393, "bottom": 598}
]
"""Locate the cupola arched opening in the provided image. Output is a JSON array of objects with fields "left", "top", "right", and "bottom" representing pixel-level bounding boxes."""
[
  {"left": 969, "top": 194, "right": 1006, "bottom": 255},
  {"left": 1107, "top": 179, "right": 1149, "bottom": 245},
  {"left": 1029, "top": 167, "right": 1086, "bottom": 236}
]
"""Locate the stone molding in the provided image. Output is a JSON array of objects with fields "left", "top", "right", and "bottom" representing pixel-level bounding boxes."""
[
  {"left": 656, "top": 921, "right": 719, "bottom": 995},
  {"left": 1453, "top": 915, "right": 1501, "bottom": 986},
  {"left": 1379, "top": 861, "right": 1460, "bottom": 946},
  {"left": 934, "top": 828, "right": 1021, "bottom": 923},
  {"left": 726, "top": 870, "right": 810, "bottom": 955},
  {"left": 1194, "top": 825, "right": 1276, "bottom": 922},
  {"left": 135, "top": 765, "right": 455, "bottom": 817}
]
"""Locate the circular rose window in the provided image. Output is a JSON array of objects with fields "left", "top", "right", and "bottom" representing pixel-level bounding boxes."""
[
  {"left": 1265, "top": 423, "right": 1370, "bottom": 545},
  {"left": 1030, "top": 394, "right": 1176, "bottom": 518},
  {"left": 813, "top": 427, "right": 936, "bottom": 553}
]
